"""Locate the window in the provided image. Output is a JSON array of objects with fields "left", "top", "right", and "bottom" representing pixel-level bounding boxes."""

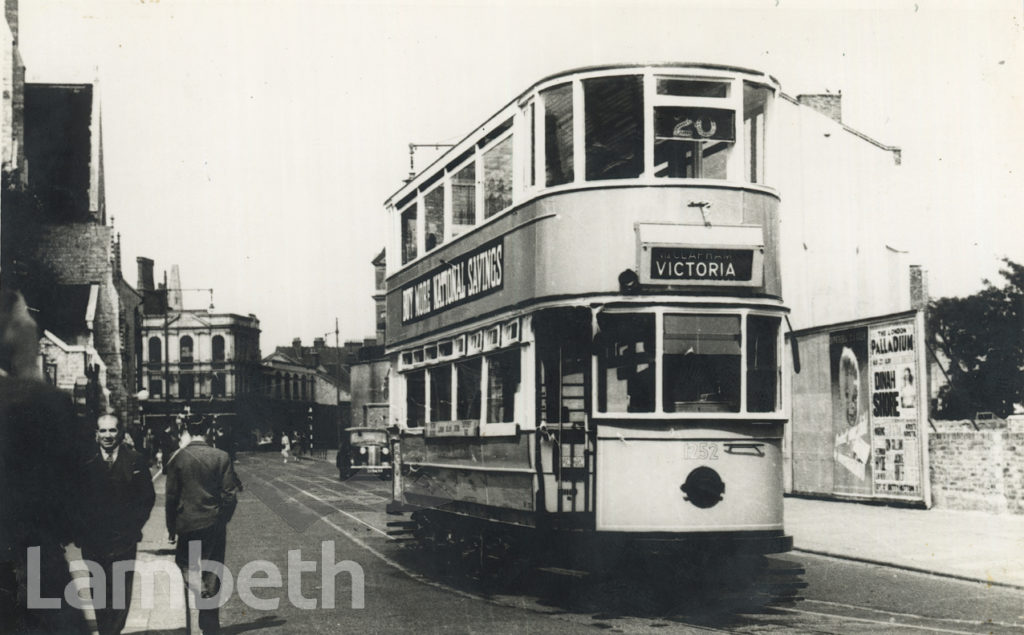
[
  {"left": 180, "top": 336, "right": 193, "bottom": 364},
  {"left": 406, "top": 370, "right": 425, "bottom": 427},
  {"left": 663, "top": 314, "right": 741, "bottom": 413},
  {"left": 483, "top": 136, "right": 513, "bottom": 218},
  {"left": 429, "top": 365, "right": 452, "bottom": 421},
  {"left": 584, "top": 75, "right": 643, "bottom": 181},
  {"left": 148, "top": 337, "right": 162, "bottom": 365},
  {"left": 543, "top": 83, "right": 574, "bottom": 186},
  {"left": 456, "top": 358, "right": 482, "bottom": 420},
  {"left": 597, "top": 313, "right": 655, "bottom": 413},
  {"left": 424, "top": 186, "right": 444, "bottom": 251},
  {"left": 179, "top": 374, "right": 195, "bottom": 400},
  {"left": 149, "top": 376, "right": 163, "bottom": 397},
  {"left": 746, "top": 315, "right": 780, "bottom": 412},
  {"left": 212, "top": 335, "right": 225, "bottom": 362},
  {"left": 653, "top": 106, "right": 733, "bottom": 179},
  {"left": 401, "top": 203, "right": 417, "bottom": 264},
  {"left": 212, "top": 373, "right": 226, "bottom": 398},
  {"left": 657, "top": 78, "right": 729, "bottom": 97},
  {"left": 744, "top": 83, "right": 770, "bottom": 184},
  {"left": 451, "top": 163, "right": 476, "bottom": 233},
  {"left": 486, "top": 349, "right": 520, "bottom": 423}
]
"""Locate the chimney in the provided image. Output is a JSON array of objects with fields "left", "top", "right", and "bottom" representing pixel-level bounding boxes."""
[
  {"left": 313, "top": 337, "right": 325, "bottom": 349},
  {"left": 292, "top": 337, "right": 302, "bottom": 360},
  {"left": 797, "top": 92, "right": 842, "bottom": 124},
  {"left": 910, "top": 265, "right": 929, "bottom": 310},
  {"left": 137, "top": 257, "right": 154, "bottom": 291}
]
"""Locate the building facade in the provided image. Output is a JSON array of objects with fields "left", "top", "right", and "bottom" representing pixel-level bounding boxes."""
[{"left": 137, "top": 258, "right": 262, "bottom": 440}]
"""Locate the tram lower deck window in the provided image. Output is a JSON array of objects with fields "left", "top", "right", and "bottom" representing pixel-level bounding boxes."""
[
  {"left": 406, "top": 370, "right": 425, "bottom": 427},
  {"left": 663, "top": 314, "right": 741, "bottom": 413},
  {"left": 486, "top": 349, "right": 520, "bottom": 423}
]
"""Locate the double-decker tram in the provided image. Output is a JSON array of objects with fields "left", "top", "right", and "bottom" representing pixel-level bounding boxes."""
[{"left": 384, "top": 64, "right": 797, "bottom": 590}]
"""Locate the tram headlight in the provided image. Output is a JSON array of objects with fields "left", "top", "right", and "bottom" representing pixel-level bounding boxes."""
[
  {"left": 359, "top": 446, "right": 367, "bottom": 455},
  {"left": 680, "top": 466, "right": 725, "bottom": 509},
  {"left": 382, "top": 447, "right": 390, "bottom": 455}
]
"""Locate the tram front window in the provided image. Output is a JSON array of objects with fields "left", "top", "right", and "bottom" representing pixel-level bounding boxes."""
[
  {"left": 584, "top": 75, "right": 644, "bottom": 181},
  {"left": 663, "top": 314, "right": 741, "bottom": 413},
  {"left": 597, "top": 313, "right": 655, "bottom": 413}
]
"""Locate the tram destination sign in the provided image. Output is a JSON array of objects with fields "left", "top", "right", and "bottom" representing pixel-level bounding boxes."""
[
  {"left": 644, "top": 246, "right": 761, "bottom": 286},
  {"left": 400, "top": 238, "right": 504, "bottom": 324}
]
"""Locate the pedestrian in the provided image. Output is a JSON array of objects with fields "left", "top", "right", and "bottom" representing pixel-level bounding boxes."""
[
  {"left": 0, "top": 288, "right": 91, "bottom": 634},
  {"left": 75, "top": 413, "right": 156, "bottom": 635},
  {"left": 281, "top": 430, "right": 291, "bottom": 463},
  {"left": 165, "top": 415, "right": 241, "bottom": 635}
]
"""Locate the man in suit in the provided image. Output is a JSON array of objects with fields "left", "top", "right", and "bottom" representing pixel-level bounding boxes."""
[
  {"left": 166, "top": 416, "right": 241, "bottom": 635},
  {"left": 77, "top": 413, "right": 156, "bottom": 635}
]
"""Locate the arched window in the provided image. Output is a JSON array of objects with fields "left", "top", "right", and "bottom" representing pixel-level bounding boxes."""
[
  {"left": 180, "top": 336, "right": 194, "bottom": 363},
  {"left": 212, "top": 335, "right": 225, "bottom": 362},
  {"left": 148, "top": 337, "right": 162, "bottom": 364}
]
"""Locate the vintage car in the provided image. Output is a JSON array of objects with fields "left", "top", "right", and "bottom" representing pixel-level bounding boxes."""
[{"left": 337, "top": 426, "right": 391, "bottom": 480}]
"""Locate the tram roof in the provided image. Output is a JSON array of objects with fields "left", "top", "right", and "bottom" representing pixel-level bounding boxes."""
[{"left": 384, "top": 62, "right": 781, "bottom": 207}]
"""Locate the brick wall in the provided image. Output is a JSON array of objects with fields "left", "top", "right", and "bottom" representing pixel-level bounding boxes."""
[{"left": 929, "top": 430, "right": 1024, "bottom": 514}]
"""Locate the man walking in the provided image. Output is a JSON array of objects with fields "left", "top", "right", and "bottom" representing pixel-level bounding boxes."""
[
  {"left": 77, "top": 413, "right": 156, "bottom": 635},
  {"left": 165, "top": 416, "right": 241, "bottom": 635}
]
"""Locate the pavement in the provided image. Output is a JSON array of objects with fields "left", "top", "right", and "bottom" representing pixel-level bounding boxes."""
[{"left": 63, "top": 455, "right": 1024, "bottom": 634}]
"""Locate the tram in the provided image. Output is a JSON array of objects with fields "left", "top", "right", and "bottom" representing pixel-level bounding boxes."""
[{"left": 384, "top": 64, "right": 796, "bottom": 578}]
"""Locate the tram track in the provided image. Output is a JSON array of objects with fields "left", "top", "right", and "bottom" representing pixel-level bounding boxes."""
[{"left": 237, "top": 458, "right": 1022, "bottom": 634}]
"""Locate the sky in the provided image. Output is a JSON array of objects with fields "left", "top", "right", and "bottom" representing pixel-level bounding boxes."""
[{"left": 17, "top": 0, "right": 1024, "bottom": 350}]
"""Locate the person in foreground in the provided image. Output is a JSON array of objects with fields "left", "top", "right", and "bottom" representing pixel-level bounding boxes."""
[
  {"left": 0, "top": 288, "right": 90, "bottom": 633},
  {"left": 165, "top": 415, "right": 241, "bottom": 635}
]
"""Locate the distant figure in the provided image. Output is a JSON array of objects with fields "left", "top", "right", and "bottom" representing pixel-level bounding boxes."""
[
  {"left": 76, "top": 414, "right": 155, "bottom": 635},
  {"left": 0, "top": 288, "right": 90, "bottom": 634},
  {"left": 165, "top": 416, "right": 241, "bottom": 635},
  {"left": 281, "top": 431, "right": 291, "bottom": 463}
]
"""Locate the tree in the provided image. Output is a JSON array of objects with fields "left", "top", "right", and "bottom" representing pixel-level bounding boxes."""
[{"left": 928, "top": 258, "right": 1024, "bottom": 420}]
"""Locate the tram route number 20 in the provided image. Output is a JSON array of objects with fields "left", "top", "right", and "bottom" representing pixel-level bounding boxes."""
[{"left": 681, "top": 442, "right": 719, "bottom": 460}]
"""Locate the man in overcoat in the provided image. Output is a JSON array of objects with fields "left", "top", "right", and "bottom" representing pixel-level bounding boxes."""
[
  {"left": 166, "top": 416, "right": 240, "bottom": 634},
  {"left": 77, "top": 413, "right": 156, "bottom": 635}
]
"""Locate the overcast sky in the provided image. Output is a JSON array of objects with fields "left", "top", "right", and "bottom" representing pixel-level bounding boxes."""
[{"left": 18, "top": 0, "right": 1024, "bottom": 350}]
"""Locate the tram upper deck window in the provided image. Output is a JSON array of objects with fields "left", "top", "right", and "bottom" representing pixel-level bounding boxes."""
[
  {"left": 744, "top": 83, "right": 770, "bottom": 184},
  {"left": 663, "top": 314, "right": 741, "bottom": 413},
  {"left": 584, "top": 75, "right": 644, "bottom": 181},
  {"left": 483, "top": 135, "right": 513, "bottom": 218},
  {"left": 451, "top": 162, "right": 476, "bottom": 236},
  {"left": 597, "top": 313, "right": 655, "bottom": 413},
  {"left": 400, "top": 203, "right": 417, "bottom": 265},
  {"left": 543, "top": 83, "right": 574, "bottom": 186},
  {"left": 424, "top": 186, "right": 444, "bottom": 251}
]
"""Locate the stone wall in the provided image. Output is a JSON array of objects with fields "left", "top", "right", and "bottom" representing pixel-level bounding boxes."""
[
  {"left": 33, "top": 222, "right": 128, "bottom": 419},
  {"left": 929, "top": 428, "right": 1024, "bottom": 514}
]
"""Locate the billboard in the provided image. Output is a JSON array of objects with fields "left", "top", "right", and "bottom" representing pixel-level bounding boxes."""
[
  {"left": 826, "top": 315, "right": 925, "bottom": 501},
  {"left": 830, "top": 327, "right": 872, "bottom": 496}
]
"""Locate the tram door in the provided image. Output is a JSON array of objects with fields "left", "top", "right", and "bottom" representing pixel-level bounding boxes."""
[{"left": 536, "top": 309, "right": 594, "bottom": 513}]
